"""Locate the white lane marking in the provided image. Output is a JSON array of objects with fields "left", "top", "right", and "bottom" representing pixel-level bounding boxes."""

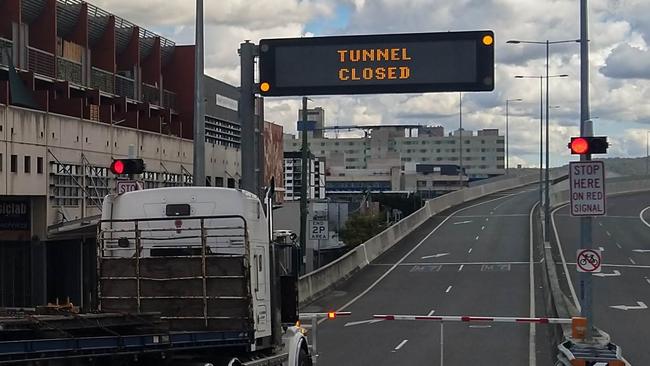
[
  {"left": 455, "top": 214, "right": 529, "bottom": 218},
  {"left": 599, "top": 246, "right": 605, "bottom": 252},
  {"left": 475, "top": 235, "right": 480, "bottom": 240},
  {"left": 610, "top": 301, "right": 647, "bottom": 311},
  {"left": 445, "top": 286, "right": 452, "bottom": 293},
  {"left": 633, "top": 249, "right": 650, "bottom": 253},
  {"left": 344, "top": 319, "right": 384, "bottom": 327},
  {"left": 551, "top": 204, "right": 581, "bottom": 311},
  {"left": 453, "top": 220, "right": 473, "bottom": 225},
  {"left": 599, "top": 222, "right": 603, "bottom": 227},
  {"left": 458, "top": 264, "right": 464, "bottom": 272},
  {"left": 370, "top": 261, "right": 536, "bottom": 266},
  {"left": 640, "top": 206, "right": 650, "bottom": 228},
  {"left": 485, "top": 218, "right": 489, "bottom": 222},
  {"left": 606, "top": 231, "right": 612, "bottom": 237},
  {"left": 330, "top": 193, "right": 522, "bottom": 318},
  {"left": 469, "top": 325, "right": 492, "bottom": 329},
  {"left": 393, "top": 339, "right": 408, "bottom": 352},
  {"left": 481, "top": 226, "right": 486, "bottom": 231},
  {"left": 616, "top": 243, "right": 623, "bottom": 249},
  {"left": 646, "top": 278, "right": 650, "bottom": 286},
  {"left": 629, "top": 257, "right": 636, "bottom": 265},
  {"left": 565, "top": 262, "right": 650, "bottom": 269},
  {"left": 428, "top": 309, "right": 436, "bottom": 316},
  {"left": 528, "top": 201, "right": 538, "bottom": 366},
  {"left": 468, "top": 248, "right": 473, "bottom": 254},
  {"left": 490, "top": 211, "right": 494, "bottom": 215},
  {"left": 421, "top": 253, "right": 450, "bottom": 259}
]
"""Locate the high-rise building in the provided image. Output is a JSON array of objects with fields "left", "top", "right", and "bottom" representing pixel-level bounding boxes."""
[{"left": 283, "top": 152, "right": 326, "bottom": 201}]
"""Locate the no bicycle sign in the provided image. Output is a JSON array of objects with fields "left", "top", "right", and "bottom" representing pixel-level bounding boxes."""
[{"left": 576, "top": 249, "right": 602, "bottom": 273}]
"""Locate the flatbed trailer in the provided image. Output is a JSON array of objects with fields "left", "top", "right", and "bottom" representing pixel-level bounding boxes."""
[{"left": 0, "top": 312, "right": 257, "bottom": 365}]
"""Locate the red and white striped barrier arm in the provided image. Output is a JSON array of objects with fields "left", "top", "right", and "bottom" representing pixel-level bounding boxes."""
[{"left": 373, "top": 314, "right": 572, "bottom": 324}]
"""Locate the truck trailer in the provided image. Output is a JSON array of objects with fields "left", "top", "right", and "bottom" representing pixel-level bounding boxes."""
[{"left": 0, "top": 186, "right": 311, "bottom": 366}]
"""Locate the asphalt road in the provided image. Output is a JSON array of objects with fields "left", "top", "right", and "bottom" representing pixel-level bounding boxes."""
[
  {"left": 551, "top": 191, "right": 650, "bottom": 365},
  {"left": 304, "top": 186, "right": 553, "bottom": 365}
]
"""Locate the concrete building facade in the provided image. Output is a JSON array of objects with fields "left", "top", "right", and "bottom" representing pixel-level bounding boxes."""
[{"left": 284, "top": 124, "right": 505, "bottom": 180}]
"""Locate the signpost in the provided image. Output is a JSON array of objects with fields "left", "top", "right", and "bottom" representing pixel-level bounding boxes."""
[
  {"left": 116, "top": 180, "right": 143, "bottom": 195},
  {"left": 309, "top": 220, "right": 329, "bottom": 240},
  {"left": 569, "top": 161, "right": 605, "bottom": 216},
  {"left": 576, "top": 249, "right": 602, "bottom": 273},
  {"left": 258, "top": 30, "right": 494, "bottom": 96}
]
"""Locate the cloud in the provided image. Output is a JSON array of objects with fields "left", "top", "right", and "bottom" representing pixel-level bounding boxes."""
[
  {"left": 94, "top": 0, "right": 650, "bottom": 168},
  {"left": 600, "top": 43, "right": 650, "bottom": 79}
]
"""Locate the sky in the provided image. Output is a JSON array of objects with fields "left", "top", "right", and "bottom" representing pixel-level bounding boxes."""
[{"left": 93, "top": 0, "right": 650, "bottom": 168}]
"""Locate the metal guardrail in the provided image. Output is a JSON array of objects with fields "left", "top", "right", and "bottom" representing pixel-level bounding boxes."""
[
  {"left": 115, "top": 74, "right": 135, "bottom": 99},
  {"left": 56, "top": 57, "right": 82, "bottom": 84},
  {"left": 91, "top": 67, "right": 114, "bottom": 94},
  {"left": 0, "top": 38, "right": 12, "bottom": 67},
  {"left": 27, "top": 47, "right": 55, "bottom": 78},
  {"left": 142, "top": 83, "right": 160, "bottom": 105},
  {"left": 163, "top": 89, "right": 177, "bottom": 110}
]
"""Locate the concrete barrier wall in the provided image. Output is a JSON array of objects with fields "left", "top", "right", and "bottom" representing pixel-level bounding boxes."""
[
  {"left": 550, "top": 175, "right": 650, "bottom": 208},
  {"left": 299, "top": 170, "right": 566, "bottom": 305},
  {"left": 544, "top": 175, "right": 650, "bottom": 340}
]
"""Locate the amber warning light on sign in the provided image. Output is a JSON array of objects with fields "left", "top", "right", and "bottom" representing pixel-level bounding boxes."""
[{"left": 258, "top": 30, "right": 494, "bottom": 96}]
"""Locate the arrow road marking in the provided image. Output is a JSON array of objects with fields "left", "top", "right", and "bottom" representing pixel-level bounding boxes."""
[
  {"left": 633, "top": 249, "right": 650, "bottom": 253},
  {"left": 421, "top": 253, "right": 450, "bottom": 259},
  {"left": 598, "top": 246, "right": 605, "bottom": 252},
  {"left": 453, "top": 220, "right": 473, "bottom": 225},
  {"left": 592, "top": 270, "right": 621, "bottom": 277},
  {"left": 610, "top": 301, "right": 647, "bottom": 311},
  {"left": 344, "top": 319, "right": 384, "bottom": 327}
]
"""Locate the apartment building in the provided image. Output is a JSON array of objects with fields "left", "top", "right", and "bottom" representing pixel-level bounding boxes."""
[{"left": 283, "top": 151, "right": 325, "bottom": 201}]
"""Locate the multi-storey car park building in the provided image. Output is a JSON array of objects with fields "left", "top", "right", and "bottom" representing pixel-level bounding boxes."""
[
  {"left": 284, "top": 123, "right": 505, "bottom": 197},
  {"left": 0, "top": 0, "right": 284, "bottom": 308}
]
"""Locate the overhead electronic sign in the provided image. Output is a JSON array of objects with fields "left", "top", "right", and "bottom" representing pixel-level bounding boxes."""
[{"left": 258, "top": 30, "right": 494, "bottom": 96}]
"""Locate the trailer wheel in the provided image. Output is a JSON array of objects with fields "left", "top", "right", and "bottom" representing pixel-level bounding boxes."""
[{"left": 298, "top": 346, "right": 312, "bottom": 366}]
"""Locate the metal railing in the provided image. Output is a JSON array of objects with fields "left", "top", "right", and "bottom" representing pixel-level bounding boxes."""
[
  {"left": 141, "top": 82, "right": 160, "bottom": 105},
  {"left": 163, "top": 89, "right": 177, "bottom": 110},
  {"left": 97, "top": 215, "right": 250, "bottom": 327},
  {"left": 57, "top": 57, "right": 82, "bottom": 84},
  {"left": 91, "top": 67, "right": 114, "bottom": 94},
  {"left": 0, "top": 37, "right": 12, "bottom": 67},
  {"left": 115, "top": 74, "right": 135, "bottom": 99},
  {"left": 27, "top": 46, "right": 55, "bottom": 78}
]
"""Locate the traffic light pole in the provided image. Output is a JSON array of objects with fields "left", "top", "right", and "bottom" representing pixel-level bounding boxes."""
[
  {"left": 192, "top": 0, "right": 205, "bottom": 187},
  {"left": 239, "top": 41, "right": 259, "bottom": 196},
  {"left": 579, "top": 0, "right": 594, "bottom": 340},
  {"left": 300, "top": 97, "right": 309, "bottom": 274}
]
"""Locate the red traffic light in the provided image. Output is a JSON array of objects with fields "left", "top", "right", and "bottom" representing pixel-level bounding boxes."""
[
  {"left": 110, "top": 160, "right": 125, "bottom": 174},
  {"left": 110, "top": 159, "right": 145, "bottom": 175},
  {"left": 568, "top": 136, "right": 609, "bottom": 155},
  {"left": 570, "top": 137, "right": 589, "bottom": 154}
]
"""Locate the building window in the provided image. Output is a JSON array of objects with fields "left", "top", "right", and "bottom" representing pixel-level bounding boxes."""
[
  {"left": 227, "top": 178, "right": 236, "bottom": 188},
  {"left": 24, "top": 156, "right": 31, "bottom": 173},
  {"left": 0, "top": 153, "right": 2, "bottom": 172},
  {"left": 497, "top": 139, "right": 505, "bottom": 144},
  {"left": 10, "top": 154, "right": 17, "bottom": 173},
  {"left": 215, "top": 177, "right": 224, "bottom": 187},
  {"left": 206, "top": 176, "right": 212, "bottom": 186},
  {"left": 37, "top": 157, "right": 43, "bottom": 174}
]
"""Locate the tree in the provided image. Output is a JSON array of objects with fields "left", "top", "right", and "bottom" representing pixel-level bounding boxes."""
[{"left": 340, "top": 212, "right": 387, "bottom": 248}]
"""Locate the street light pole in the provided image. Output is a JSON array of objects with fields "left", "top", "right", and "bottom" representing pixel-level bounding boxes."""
[
  {"left": 506, "top": 98, "right": 523, "bottom": 173},
  {"left": 515, "top": 74, "right": 568, "bottom": 207},
  {"left": 545, "top": 40, "right": 551, "bottom": 241}
]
